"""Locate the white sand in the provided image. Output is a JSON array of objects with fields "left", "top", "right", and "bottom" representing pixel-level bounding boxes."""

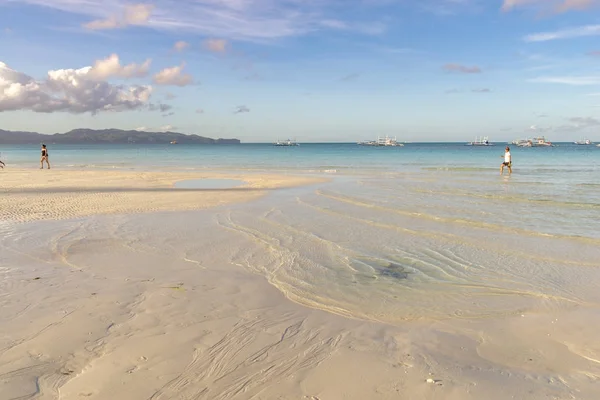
[
  {"left": 1, "top": 170, "right": 600, "bottom": 399},
  {"left": 0, "top": 169, "right": 323, "bottom": 222}
]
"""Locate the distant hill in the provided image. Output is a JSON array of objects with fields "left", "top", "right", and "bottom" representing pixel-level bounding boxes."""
[{"left": 0, "top": 128, "right": 241, "bottom": 144}]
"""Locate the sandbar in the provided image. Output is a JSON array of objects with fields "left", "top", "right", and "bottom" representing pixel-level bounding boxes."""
[{"left": 0, "top": 169, "right": 324, "bottom": 222}]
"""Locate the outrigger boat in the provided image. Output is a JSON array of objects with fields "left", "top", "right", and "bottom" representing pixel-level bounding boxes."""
[
  {"left": 466, "top": 136, "right": 493, "bottom": 146},
  {"left": 273, "top": 139, "right": 299, "bottom": 146},
  {"left": 358, "top": 136, "right": 404, "bottom": 146},
  {"left": 531, "top": 136, "right": 553, "bottom": 147},
  {"left": 574, "top": 139, "right": 593, "bottom": 145}
]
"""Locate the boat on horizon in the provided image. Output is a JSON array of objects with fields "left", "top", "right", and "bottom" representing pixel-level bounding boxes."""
[
  {"left": 170, "top": 140, "right": 178, "bottom": 144},
  {"left": 358, "top": 136, "right": 404, "bottom": 146},
  {"left": 512, "top": 138, "right": 532, "bottom": 147},
  {"left": 574, "top": 138, "right": 593, "bottom": 145},
  {"left": 466, "top": 136, "right": 493, "bottom": 146},
  {"left": 531, "top": 136, "right": 553, "bottom": 147},
  {"left": 273, "top": 139, "right": 299, "bottom": 146}
]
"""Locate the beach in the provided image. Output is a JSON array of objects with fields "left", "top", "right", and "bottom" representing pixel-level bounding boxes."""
[{"left": 1, "top": 144, "right": 600, "bottom": 399}]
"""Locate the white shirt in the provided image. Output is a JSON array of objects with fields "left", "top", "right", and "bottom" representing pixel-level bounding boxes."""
[{"left": 505, "top": 151, "right": 511, "bottom": 163}]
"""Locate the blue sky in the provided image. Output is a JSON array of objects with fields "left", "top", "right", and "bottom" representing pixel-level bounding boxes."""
[{"left": 0, "top": 0, "right": 599, "bottom": 142}]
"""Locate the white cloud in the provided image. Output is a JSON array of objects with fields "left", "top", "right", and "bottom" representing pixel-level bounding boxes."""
[
  {"left": 153, "top": 64, "right": 193, "bottom": 86},
  {"left": 0, "top": 58, "right": 152, "bottom": 114},
  {"left": 529, "top": 76, "right": 600, "bottom": 85},
  {"left": 84, "top": 3, "right": 154, "bottom": 30},
  {"left": 88, "top": 54, "right": 150, "bottom": 80},
  {"left": 203, "top": 38, "right": 229, "bottom": 53},
  {"left": 527, "top": 124, "right": 552, "bottom": 132},
  {"left": 9, "top": 0, "right": 387, "bottom": 41},
  {"left": 173, "top": 41, "right": 189, "bottom": 52},
  {"left": 503, "top": 0, "right": 599, "bottom": 13},
  {"left": 135, "top": 125, "right": 177, "bottom": 132},
  {"left": 524, "top": 25, "right": 600, "bottom": 42}
]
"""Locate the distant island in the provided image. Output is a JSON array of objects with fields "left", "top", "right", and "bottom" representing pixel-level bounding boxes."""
[{"left": 0, "top": 128, "right": 241, "bottom": 144}]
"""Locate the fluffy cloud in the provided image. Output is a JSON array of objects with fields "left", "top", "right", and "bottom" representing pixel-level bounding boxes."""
[
  {"left": 0, "top": 59, "right": 152, "bottom": 114},
  {"left": 84, "top": 3, "right": 154, "bottom": 30},
  {"left": 203, "top": 39, "right": 229, "bottom": 53},
  {"left": 442, "top": 63, "right": 482, "bottom": 74},
  {"left": 88, "top": 54, "right": 150, "bottom": 80},
  {"left": 503, "top": 0, "right": 599, "bottom": 13},
  {"left": 153, "top": 64, "right": 193, "bottom": 86},
  {"left": 173, "top": 41, "right": 189, "bottom": 52},
  {"left": 472, "top": 88, "right": 491, "bottom": 93}
]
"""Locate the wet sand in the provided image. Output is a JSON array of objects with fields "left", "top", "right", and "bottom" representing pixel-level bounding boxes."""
[{"left": 1, "top": 169, "right": 600, "bottom": 399}]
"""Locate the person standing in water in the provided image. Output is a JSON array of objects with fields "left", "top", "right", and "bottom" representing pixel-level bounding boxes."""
[
  {"left": 40, "top": 144, "right": 50, "bottom": 169},
  {"left": 500, "top": 146, "right": 511, "bottom": 175}
]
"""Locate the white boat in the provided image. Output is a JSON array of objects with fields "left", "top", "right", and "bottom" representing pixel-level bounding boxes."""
[
  {"left": 466, "top": 136, "right": 493, "bottom": 146},
  {"left": 574, "top": 139, "right": 593, "bottom": 145},
  {"left": 358, "top": 136, "right": 404, "bottom": 146},
  {"left": 513, "top": 139, "right": 532, "bottom": 147},
  {"left": 531, "top": 136, "right": 553, "bottom": 147},
  {"left": 517, "top": 140, "right": 532, "bottom": 147},
  {"left": 273, "top": 139, "right": 299, "bottom": 146}
]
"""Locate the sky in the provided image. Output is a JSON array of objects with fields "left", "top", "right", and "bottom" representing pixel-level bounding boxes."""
[{"left": 1, "top": 0, "right": 600, "bottom": 142}]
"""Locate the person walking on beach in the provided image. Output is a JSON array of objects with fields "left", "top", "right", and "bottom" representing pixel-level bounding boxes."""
[
  {"left": 0, "top": 159, "right": 5, "bottom": 169},
  {"left": 40, "top": 144, "right": 50, "bottom": 169},
  {"left": 501, "top": 146, "right": 512, "bottom": 175}
]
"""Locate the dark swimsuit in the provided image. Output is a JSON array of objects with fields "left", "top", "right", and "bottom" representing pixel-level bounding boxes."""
[{"left": 42, "top": 149, "right": 47, "bottom": 157}]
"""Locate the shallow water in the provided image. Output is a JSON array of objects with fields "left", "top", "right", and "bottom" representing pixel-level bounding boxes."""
[
  {"left": 173, "top": 178, "right": 245, "bottom": 189},
  {"left": 2, "top": 143, "right": 600, "bottom": 321},
  {"left": 2, "top": 169, "right": 599, "bottom": 325}
]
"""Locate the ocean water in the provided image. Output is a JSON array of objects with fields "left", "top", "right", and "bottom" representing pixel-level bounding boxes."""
[{"left": 2, "top": 142, "right": 600, "bottom": 324}]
